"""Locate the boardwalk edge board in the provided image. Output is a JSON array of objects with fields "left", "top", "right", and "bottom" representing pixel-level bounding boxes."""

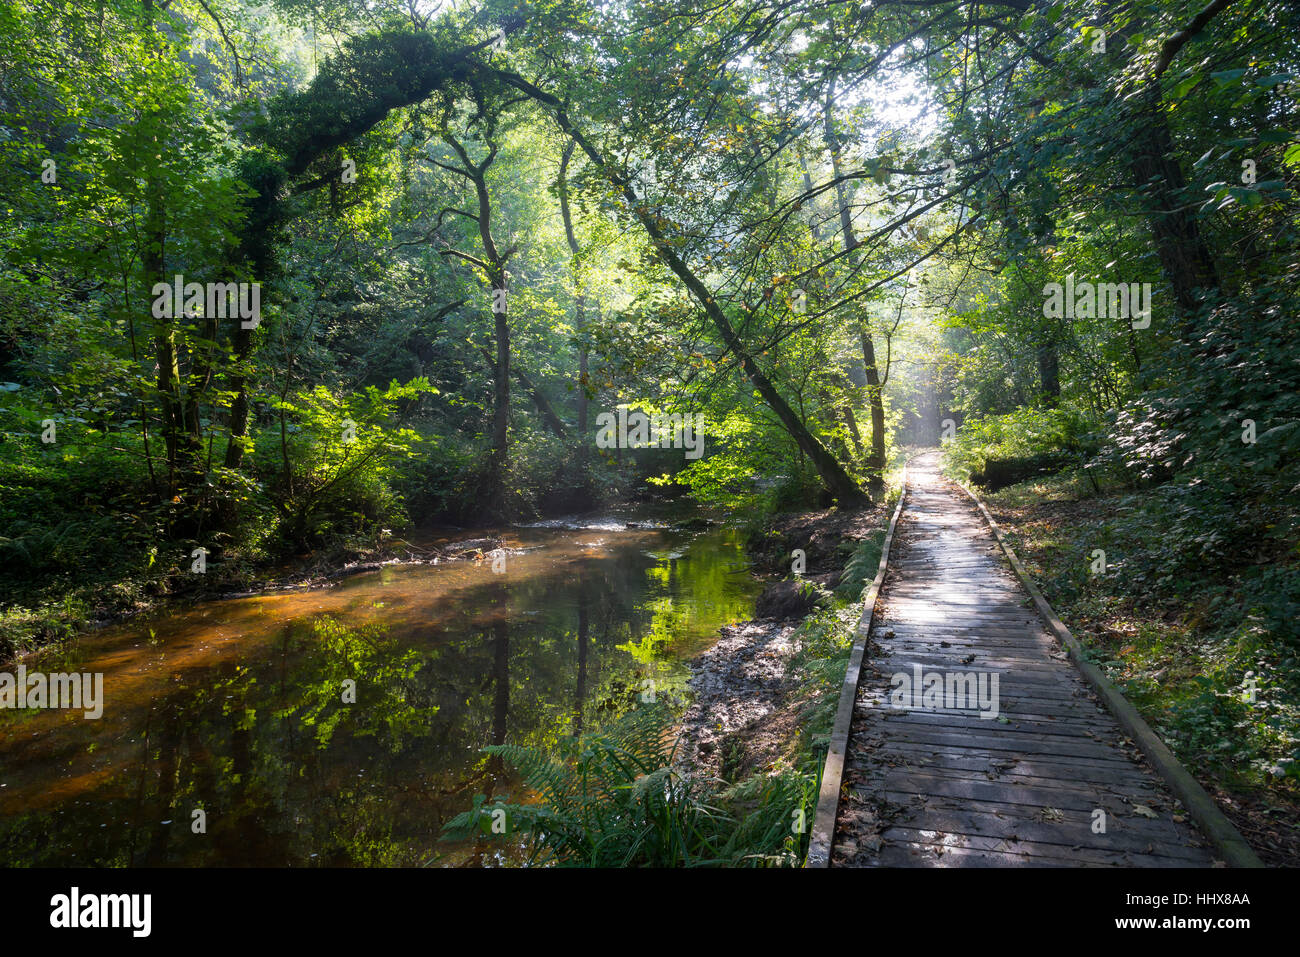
[
  {"left": 959, "top": 480, "right": 1264, "bottom": 869},
  {"left": 804, "top": 462, "right": 910, "bottom": 868}
]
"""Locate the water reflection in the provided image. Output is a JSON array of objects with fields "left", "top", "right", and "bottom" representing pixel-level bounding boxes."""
[{"left": 0, "top": 522, "right": 757, "bottom": 866}]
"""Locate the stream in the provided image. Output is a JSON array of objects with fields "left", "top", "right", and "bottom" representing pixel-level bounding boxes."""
[{"left": 0, "top": 513, "right": 760, "bottom": 866}]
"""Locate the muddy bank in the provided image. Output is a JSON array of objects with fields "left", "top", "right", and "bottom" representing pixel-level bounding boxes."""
[
  {"left": 679, "top": 619, "right": 803, "bottom": 778},
  {"left": 680, "top": 504, "right": 885, "bottom": 780},
  {"left": 746, "top": 505, "right": 882, "bottom": 583}
]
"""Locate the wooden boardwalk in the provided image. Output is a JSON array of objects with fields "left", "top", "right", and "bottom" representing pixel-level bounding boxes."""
[{"left": 830, "top": 451, "right": 1216, "bottom": 867}]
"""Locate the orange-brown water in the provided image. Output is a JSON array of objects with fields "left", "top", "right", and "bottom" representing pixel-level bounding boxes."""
[{"left": 0, "top": 517, "right": 759, "bottom": 866}]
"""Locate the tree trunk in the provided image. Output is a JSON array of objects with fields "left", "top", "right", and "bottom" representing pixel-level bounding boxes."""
[
  {"left": 180, "top": 309, "right": 217, "bottom": 492},
  {"left": 490, "top": 271, "right": 510, "bottom": 519},
  {"left": 143, "top": 184, "right": 183, "bottom": 497},
  {"left": 223, "top": 326, "right": 254, "bottom": 470},
  {"left": 826, "top": 79, "right": 886, "bottom": 489},
  {"left": 859, "top": 327, "right": 887, "bottom": 479},
  {"left": 558, "top": 141, "right": 590, "bottom": 468},
  {"left": 1097, "top": 1, "right": 1221, "bottom": 326},
  {"left": 1036, "top": 340, "right": 1060, "bottom": 407},
  {"left": 439, "top": 123, "right": 512, "bottom": 520},
  {"left": 1127, "top": 91, "right": 1220, "bottom": 324}
]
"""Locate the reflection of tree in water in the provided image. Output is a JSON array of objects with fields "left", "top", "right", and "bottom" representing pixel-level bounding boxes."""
[
  {"left": 0, "top": 527, "right": 759, "bottom": 866},
  {"left": 574, "top": 576, "right": 588, "bottom": 738},
  {"left": 134, "top": 615, "right": 432, "bottom": 866},
  {"left": 463, "top": 557, "right": 651, "bottom": 863},
  {"left": 486, "top": 578, "right": 510, "bottom": 790}
]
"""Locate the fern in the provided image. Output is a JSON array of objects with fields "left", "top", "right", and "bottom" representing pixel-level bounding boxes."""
[
  {"left": 441, "top": 702, "right": 813, "bottom": 867},
  {"left": 835, "top": 531, "right": 885, "bottom": 598}
]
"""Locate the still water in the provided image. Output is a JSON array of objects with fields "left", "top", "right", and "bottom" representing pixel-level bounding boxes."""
[{"left": 0, "top": 516, "right": 759, "bottom": 866}]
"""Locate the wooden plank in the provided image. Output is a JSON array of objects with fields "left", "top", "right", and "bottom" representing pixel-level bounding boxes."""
[
  {"left": 877, "top": 828, "right": 1201, "bottom": 866},
  {"left": 869, "top": 651, "right": 1094, "bottom": 674},
  {"left": 857, "top": 789, "right": 1201, "bottom": 849},
  {"left": 848, "top": 725, "right": 1149, "bottom": 762},
  {"left": 847, "top": 747, "right": 1158, "bottom": 785},
  {"left": 875, "top": 631, "right": 1058, "bottom": 646},
  {"left": 857, "top": 693, "right": 1115, "bottom": 720},
  {"left": 862, "top": 683, "right": 1093, "bottom": 704},
  {"left": 865, "top": 708, "right": 1112, "bottom": 739},
  {"left": 854, "top": 774, "right": 1151, "bottom": 813},
  {"left": 849, "top": 761, "right": 1157, "bottom": 797},
  {"left": 849, "top": 833, "right": 1198, "bottom": 868}
]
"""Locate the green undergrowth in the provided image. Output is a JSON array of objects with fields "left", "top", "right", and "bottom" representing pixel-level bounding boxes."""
[
  {"left": 441, "top": 701, "right": 816, "bottom": 867},
  {"left": 940, "top": 407, "right": 1098, "bottom": 485}
]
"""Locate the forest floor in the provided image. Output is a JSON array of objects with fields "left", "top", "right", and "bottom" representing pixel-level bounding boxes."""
[{"left": 984, "top": 480, "right": 1300, "bottom": 867}]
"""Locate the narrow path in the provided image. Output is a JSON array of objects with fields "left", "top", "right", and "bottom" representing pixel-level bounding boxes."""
[{"left": 831, "top": 451, "right": 1216, "bottom": 867}]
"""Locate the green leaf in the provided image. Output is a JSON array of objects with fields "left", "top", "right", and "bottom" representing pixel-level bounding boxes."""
[{"left": 1211, "top": 69, "right": 1249, "bottom": 86}]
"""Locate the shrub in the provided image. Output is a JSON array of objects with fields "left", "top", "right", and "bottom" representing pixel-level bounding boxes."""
[{"left": 943, "top": 406, "right": 1097, "bottom": 484}]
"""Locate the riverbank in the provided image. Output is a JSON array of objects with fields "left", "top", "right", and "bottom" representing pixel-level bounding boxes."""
[{"left": 679, "top": 500, "right": 893, "bottom": 807}]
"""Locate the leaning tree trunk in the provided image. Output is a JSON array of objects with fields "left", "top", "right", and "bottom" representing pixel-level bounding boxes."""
[
  {"left": 519, "top": 89, "right": 867, "bottom": 504},
  {"left": 858, "top": 327, "right": 887, "bottom": 479}
]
